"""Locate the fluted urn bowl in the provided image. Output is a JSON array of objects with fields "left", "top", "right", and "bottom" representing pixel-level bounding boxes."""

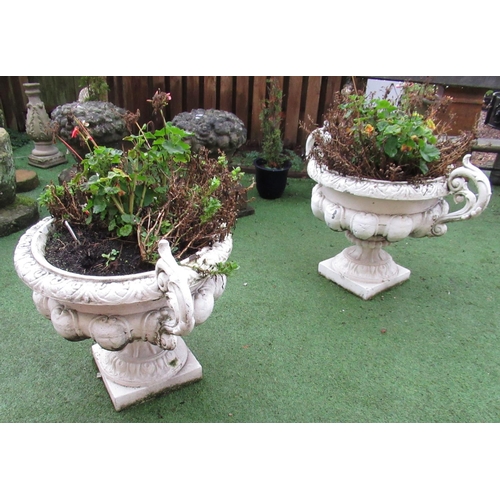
[
  {"left": 14, "top": 217, "right": 232, "bottom": 410},
  {"left": 306, "top": 130, "right": 492, "bottom": 300}
]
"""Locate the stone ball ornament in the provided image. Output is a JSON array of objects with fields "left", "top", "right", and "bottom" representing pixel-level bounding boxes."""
[
  {"left": 172, "top": 109, "right": 247, "bottom": 155},
  {"left": 50, "top": 100, "right": 129, "bottom": 156}
]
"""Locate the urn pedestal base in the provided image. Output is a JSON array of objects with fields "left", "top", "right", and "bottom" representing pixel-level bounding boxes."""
[
  {"left": 318, "top": 234, "right": 411, "bottom": 300},
  {"left": 319, "top": 255, "right": 410, "bottom": 300},
  {"left": 92, "top": 339, "right": 202, "bottom": 411}
]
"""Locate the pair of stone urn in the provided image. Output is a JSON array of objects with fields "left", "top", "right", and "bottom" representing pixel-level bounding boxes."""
[{"left": 12, "top": 124, "right": 492, "bottom": 410}]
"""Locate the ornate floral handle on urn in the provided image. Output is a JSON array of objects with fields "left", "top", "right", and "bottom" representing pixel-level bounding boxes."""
[
  {"left": 155, "top": 240, "right": 196, "bottom": 348},
  {"left": 432, "top": 154, "right": 492, "bottom": 236},
  {"left": 305, "top": 129, "right": 323, "bottom": 157}
]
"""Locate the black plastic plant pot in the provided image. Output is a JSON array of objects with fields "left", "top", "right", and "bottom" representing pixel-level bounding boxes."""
[
  {"left": 254, "top": 158, "right": 292, "bottom": 200},
  {"left": 485, "top": 91, "right": 500, "bottom": 130}
]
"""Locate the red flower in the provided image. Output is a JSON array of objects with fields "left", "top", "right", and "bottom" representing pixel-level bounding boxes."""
[{"left": 71, "top": 126, "right": 79, "bottom": 139}]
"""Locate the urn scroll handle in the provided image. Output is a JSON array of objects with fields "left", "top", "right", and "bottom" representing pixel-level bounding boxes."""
[
  {"left": 155, "top": 240, "right": 196, "bottom": 344},
  {"left": 305, "top": 129, "right": 328, "bottom": 157},
  {"left": 432, "top": 154, "right": 492, "bottom": 235}
]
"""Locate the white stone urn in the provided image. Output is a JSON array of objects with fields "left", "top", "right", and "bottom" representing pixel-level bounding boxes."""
[
  {"left": 14, "top": 217, "right": 232, "bottom": 410},
  {"left": 306, "top": 130, "right": 492, "bottom": 300}
]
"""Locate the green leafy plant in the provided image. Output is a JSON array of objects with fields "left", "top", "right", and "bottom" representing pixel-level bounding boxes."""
[
  {"left": 40, "top": 90, "right": 250, "bottom": 271},
  {"left": 77, "top": 121, "right": 191, "bottom": 239},
  {"left": 192, "top": 260, "right": 240, "bottom": 278},
  {"left": 102, "top": 248, "right": 119, "bottom": 267},
  {"left": 398, "top": 82, "right": 438, "bottom": 105},
  {"left": 5, "top": 128, "right": 31, "bottom": 149},
  {"left": 258, "top": 78, "right": 289, "bottom": 169},
  {"left": 305, "top": 86, "right": 474, "bottom": 182},
  {"left": 346, "top": 96, "right": 440, "bottom": 175},
  {"left": 78, "top": 76, "right": 110, "bottom": 101}
]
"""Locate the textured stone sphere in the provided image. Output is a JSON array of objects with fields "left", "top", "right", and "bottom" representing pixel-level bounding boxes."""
[
  {"left": 50, "top": 101, "right": 128, "bottom": 156},
  {"left": 172, "top": 109, "right": 247, "bottom": 155}
]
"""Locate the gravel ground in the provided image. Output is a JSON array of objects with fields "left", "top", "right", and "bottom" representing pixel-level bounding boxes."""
[{"left": 471, "top": 110, "right": 500, "bottom": 167}]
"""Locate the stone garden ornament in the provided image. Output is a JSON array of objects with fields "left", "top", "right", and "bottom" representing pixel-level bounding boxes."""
[
  {"left": 23, "top": 83, "right": 67, "bottom": 168},
  {"left": 172, "top": 108, "right": 247, "bottom": 156},
  {"left": 50, "top": 100, "right": 129, "bottom": 158}
]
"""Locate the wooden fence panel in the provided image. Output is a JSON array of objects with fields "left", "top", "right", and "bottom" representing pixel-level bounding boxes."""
[
  {"left": 38, "top": 76, "right": 81, "bottom": 111},
  {"left": 112, "top": 74, "right": 491, "bottom": 147},
  {"left": 235, "top": 76, "right": 250, "bottom": 130},
  {"left": 204, "top": 76, "right": 217, "bottom": 110},
  {"left": 109, "top": 76, "right": 123, "bottom": 110},
  {"left": 283, "top": 76, "right": 303, "bottom": 148},
  {"left": 186, "top": 76, "right": 200, "bottom": 110},
  {"left": 0, "top": 76, "right": 26, "bottom": 130},
  {"left": 219, "top": 76, "right": 233, "bottom": 112},
  {"left": 251, "top": 76, "right": 267, "bottom": 142},
  {"left": 324, "top": 76, "right": 342, "bottom": 111},
  {"left": 300, "top": 76, "right": 323, "bottom": 145},
  {"left": 168, "top": 76, "right": 183, "bottom": 120},
  {"left": 0, "top": 76, "right": 80, "bottom": 130},
  {"left": 151, "top": 76, "right": 166, "bottom": 94},
  {"left": 0, "top": 75, "right": 351, "bottom": 150}
]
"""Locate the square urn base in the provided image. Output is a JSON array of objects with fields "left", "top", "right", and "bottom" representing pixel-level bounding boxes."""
[
  {"left": 92, "top": 343, "right": 203, "bottom": 411},
  {"left": 318, "top": 257, "right": 411, "bottom": 300}
]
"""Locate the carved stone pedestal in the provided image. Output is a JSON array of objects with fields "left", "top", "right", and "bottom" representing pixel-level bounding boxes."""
[{"left": 24, "top": 83, "right": 67, "bottom": 169}]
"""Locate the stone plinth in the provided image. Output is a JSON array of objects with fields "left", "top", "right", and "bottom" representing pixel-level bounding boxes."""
[
  {"left": 0, "top": 196, "right": 39, "bottom": 237},
  {"left": 16, "top": 169, "right": 40, "bottom": 192},
  {"left": 28, "top": 142, "right": 67, "bottom": 168},
  {"left": 92, "top": 339, "right": 202, "bottom": 411}
]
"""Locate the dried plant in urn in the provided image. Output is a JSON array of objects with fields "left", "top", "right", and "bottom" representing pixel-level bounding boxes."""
[
  {"left": 40, "top": 90, "right": 248, "bottom": 275},
  {"left": 305, "top": 82, "right": 474, "bottom": 183}
]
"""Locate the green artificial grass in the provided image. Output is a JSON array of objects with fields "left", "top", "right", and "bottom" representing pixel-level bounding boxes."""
[{"left": 1, "top": 140, "right": 500, "bottom": 422}]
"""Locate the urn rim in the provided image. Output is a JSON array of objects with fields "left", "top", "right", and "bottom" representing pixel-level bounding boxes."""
[{"left": 307, "top": 158, "right": 450, "bottom": 201}]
